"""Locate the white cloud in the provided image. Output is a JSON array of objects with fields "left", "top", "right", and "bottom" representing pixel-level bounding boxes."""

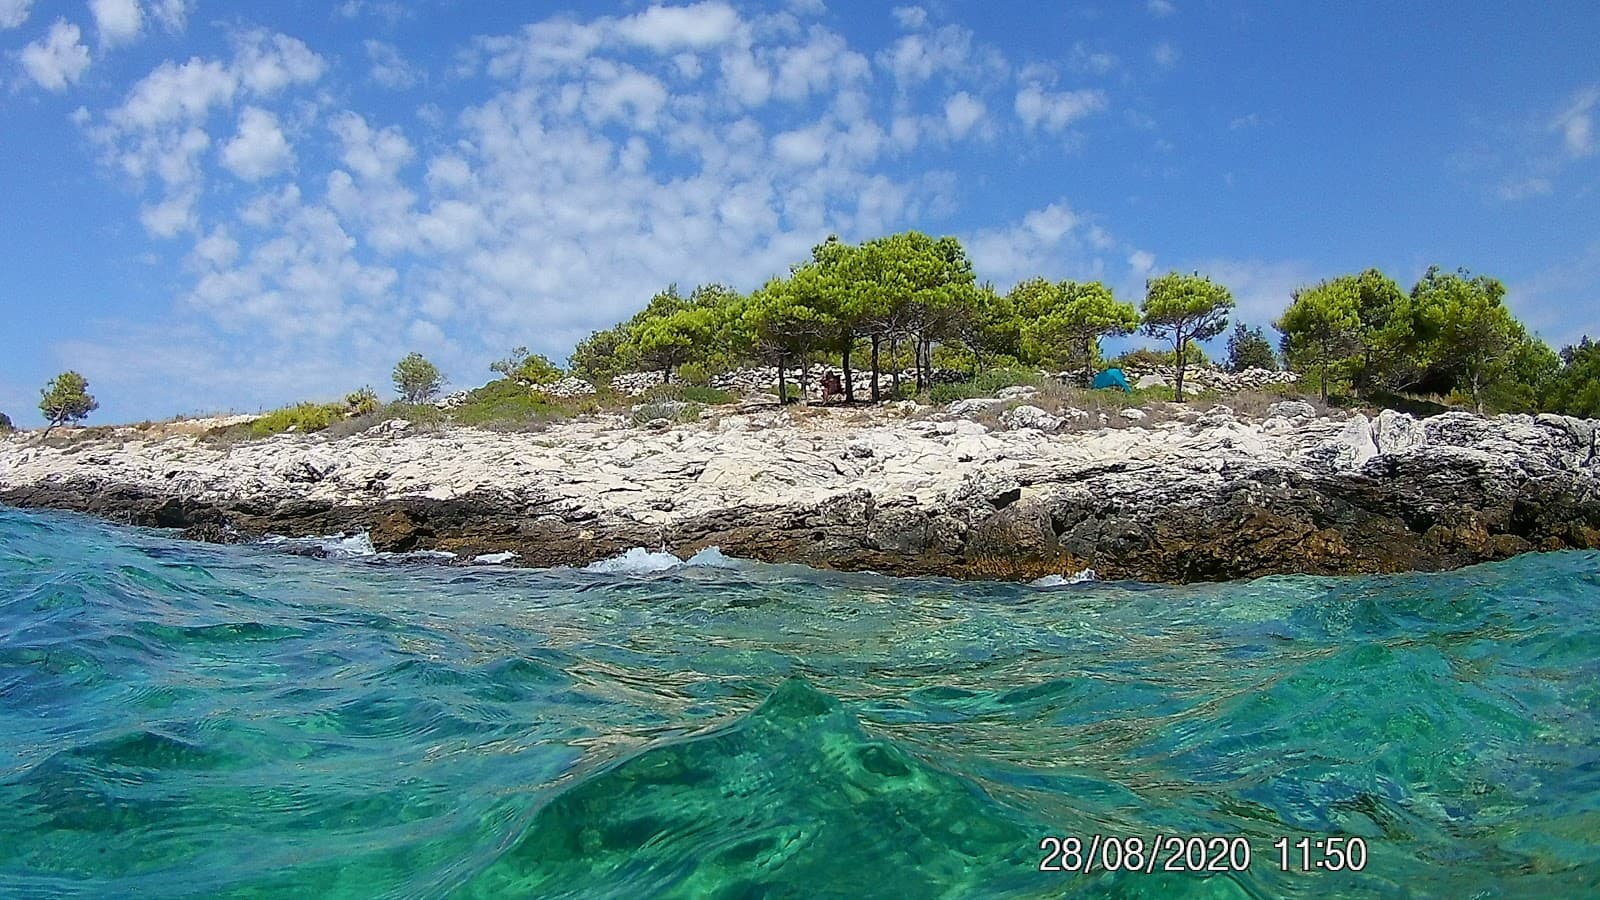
[
  {"left": 59, "top": 5, "right": 1184, "bottom": 418},
  {"left": 1229, "top": 112, "right": 1261, "bottom": 130},
  {"left": 221, "top": 107, "right": 294, "bottom": 181},
  {"left": 0, "top": 0, "right": 32, "bottom": 29},
  {"left": 943, "top": 91, "right": 985, "bottom": 138},
  {"left": 141, "top": 189, "right": 199, "bottom": 237},
  {"left": 366, "top": 39, "right": 420, "bottom": 89},
  {"left": 877, "top": 24, "right": 1001, "bottom": 86},
  {"left": 1015, "top": 83, "right": 1107, "bottom": 132},
  {"left": 1553, "top": 85, "right": 1598, "bottom": 158},
  {"left": 111, "top": 58, "right": 237, "bottom": 129},
  {"left": 968, "top": 200, "right": 1145, "bottom": 288},
  {"left": 148, "top": 0, "right": 192, "bottom": 32},
  {"left": 1128, "top": 250, "right": 1155, "bottom": 275},
  {"left": 772, "top": 126, "right": 829, "bottom": 167},
  {"left": 892, "top": 6, "right": 927, "bottom": 30},
  {"left": 233, "top": 30, "right": 327, "bottom": 94},
  {"left": 21, "top": 19, "right": 91, "bottom": 91},
  {"left": 1152, "top": 41, "right": 1180, "bottom": 70},
  {"left": 1187, "top": 258, "right": 1319, "bottom": 329},
  {"left": 1068, "top": 43, "right": 1118, "bottom": 76},
  {"left": 1147, "top": 0, "right": 1176, "bottom": 18},
  {"left": 89, "top": 0, "right": 143, "bottom": 48},
  {"left": 614, "top": 2, "right": 741, "bottom": 52}
]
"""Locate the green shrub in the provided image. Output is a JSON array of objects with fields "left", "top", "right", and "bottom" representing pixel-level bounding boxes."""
[
  {"left": 929, "top": 382, "right": 981, "bottom": 404},
  {"left": 0, "top": 412, "right": 12, "bottom": 433},
  {"left": 452, "top": 379, "right": 564, "bottom": 427},
  {"left": 250, "top": 402, "right": 347, "bottom": 437},
  {"left": 680, "top": 384, "right": 735, "bottom": 405},
  {"left": 345, "top": 386, "right": 380, "bottom": 415},
  {"left": 631, "top": 400, "right": 705, "bottom": 426},
  {"left": 677, "top": 362, "right": 712, "bottom": 387},
  {"left": 639, "top": 382, "right": 687, "bottom": 403},
  {"left": 971, "top": 367, "right": 1040, "bottom": 393}
]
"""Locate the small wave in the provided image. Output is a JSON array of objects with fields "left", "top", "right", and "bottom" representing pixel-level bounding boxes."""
[
  {"left": 1029, "top": 568, "right": 1098, "bottom": 588},
  {"left": 259, "top": 532, "right": 378, "bottom": 559},
  {"left": 582, "top": 546, "right": 741, "bottom": 575},
  {"left": 473, "top": 551, "right": 520, "bottom": 565}
]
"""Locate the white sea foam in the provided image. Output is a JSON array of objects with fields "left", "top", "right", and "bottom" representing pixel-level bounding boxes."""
[
  {"left": 1030, "top": 568, "right": 1098, "bottom": 588},
  {"left": 583, "top": 546, "right": 741, "bottom": 575},
  {"left": 473, "top": 551, "right": 519, "bottom": 565},
  {"left": 260, "top": 531, "right": 378, "bottom": 559}
]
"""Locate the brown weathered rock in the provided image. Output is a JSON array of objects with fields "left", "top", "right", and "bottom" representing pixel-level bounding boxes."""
[{"left": 3, "top": 408, "right": 1598, "bottom": 583}]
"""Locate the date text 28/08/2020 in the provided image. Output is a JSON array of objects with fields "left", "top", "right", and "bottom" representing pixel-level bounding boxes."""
[{"left": 1038, "top": 835, "right": 1370, "bottom": 875}]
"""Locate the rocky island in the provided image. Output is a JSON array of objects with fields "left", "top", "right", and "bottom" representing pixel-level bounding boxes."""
[{"left": 4, "top": 394, "right": 1597, "bottom": 583}]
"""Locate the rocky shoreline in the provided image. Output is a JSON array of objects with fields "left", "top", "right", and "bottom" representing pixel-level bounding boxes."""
[{"left": 3, "top": 402, "right": 1598, "bottom": 583}]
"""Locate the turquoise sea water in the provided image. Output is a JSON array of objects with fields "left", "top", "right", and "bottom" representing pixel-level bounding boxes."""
[{"left": 1, "top": 506, "right": 1598, "bottom": 898}]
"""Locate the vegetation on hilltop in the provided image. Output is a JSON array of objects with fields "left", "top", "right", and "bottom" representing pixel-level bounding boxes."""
[
  {"left": 39, "top": 371, "right": 98, "bottom": 436},
  {"left": 21, "top": 230, "right": 1600, "bottom": 441}
]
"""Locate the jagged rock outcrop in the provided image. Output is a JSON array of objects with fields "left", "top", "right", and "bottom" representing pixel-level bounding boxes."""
[{"left": 3, "top": 407, "right": 1597, "bottom": 583}]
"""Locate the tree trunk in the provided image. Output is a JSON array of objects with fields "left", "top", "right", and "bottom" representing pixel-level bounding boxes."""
[
  {"left": 1174, "top": 336, "right": 1188, "bottom": 402},
  {"left": 661, "top": 367, "right": 670, "bottom": 385},
  {"left": 842, "top": 340, "right": 854, "bottom": 402},
  {"left": 1083, "top": 336, "right": 1095, "bottom": 386},
  {"left": 870, "top": 333, "right": 881, "bottom": 402},
  {"left": 777, "top": 352, "right": 789, "bottom": 405},
  {"left": 890, "top": 334, "right": 901, "bottom": 397},
  {"left": 799, "top": 357, "right": 809, "bottom": 403}
]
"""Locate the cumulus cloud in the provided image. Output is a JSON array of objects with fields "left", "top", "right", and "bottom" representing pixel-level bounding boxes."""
[
  {"left": 233, "top": 29, "right": 326, "bottom": 94},
  {"left": 878, "top": 23, "right": 1001, "bottom": 86},
  {"left": 0, "top": 0, "right": 32, "bottom": 30},
  {"left": 61, "top": 5, "right": 1172, "bottom": 416},
  {"left": 21, "top": 19, "right": 91, "bottom": 91},
  {"left": 943, "top": 91, "right": 985, "bottom": 138},
  {"left": 968, "top": 200, "right": 1150, "bottom": 289},
  {"left": 365, "top": 39, "right": 420, "bottom": 89},
  {"left": 614, "top": 2, "right": 741, "bottom": 51},
  {"left": 1015, "top": 82, "right": 1107, "bottom": 132},
  {"left": 148, "top": 0, "right": 192, "bottom": 33},
  {"left": 90, "top": 0, "right": 143, "bottom": 47},
  {"left": 1186, "top": 258, "right": 1319, "bottom": 328},
  {"left": 91, "top": 30, "right": 328, "bottom": 243},
  {"left": 1553, "top": 85, "right": 1598, "bottom": 158},
  {"left": 892, "top": 6, "right": 927, "bottom": 30},
  {"left": 221, "top": 107, "right": 294, "bottom": 181},
  {"left": 1147, "top": 0, "right": 1176, "bottom": 17}
]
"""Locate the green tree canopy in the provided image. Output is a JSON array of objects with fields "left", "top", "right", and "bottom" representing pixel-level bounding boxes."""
[
  {"left": 491, "top": 346, "right": 564, "bottom": 385},
  {"left": 39, "top": 370, "right": 99, "bottom": 435},
  {"left": 1544, "top": 337, "right": 1600, "bottom": 417},
  {"left": 393, "top": 352, "right": 444, "bottom": 403},
  {"left": 1225, "top": 323, "right": 1278, "bottom": 372},
  {"left": 633, "top": 305, "right": 718, "bottom": 382},
  {"left": 1276, "top": 278, "right": 1361, "bottom": 401},
  {"left": 1407, "top": 266, "right": 1518, "bottom": 413},
  {"left": 1140, "top": 271, "right": 1234, "bottom": 401},
  {"left": 1027, "top": 280, "right": 1139, "bottom": 381},
  {"left": 568, "top": 327, "right": 633, "bottom": 385}
]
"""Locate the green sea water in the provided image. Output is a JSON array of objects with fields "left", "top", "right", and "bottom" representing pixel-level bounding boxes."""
[{"left": 1, "top": 505, "right": 1597, "bottom": 898}]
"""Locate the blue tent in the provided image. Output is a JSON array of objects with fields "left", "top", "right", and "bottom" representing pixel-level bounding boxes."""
[{"left": 1091, "top": 367, "right": 1132, "bottom": 393}]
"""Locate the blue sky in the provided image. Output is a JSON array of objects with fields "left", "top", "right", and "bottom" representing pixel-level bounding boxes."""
[{"left": 1, "top": 0, "right": 1596, "bottom": 423}]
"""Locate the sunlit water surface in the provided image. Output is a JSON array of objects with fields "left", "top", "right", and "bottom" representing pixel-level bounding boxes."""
[{"left": 2, "top": 506, "right": 1597, "bottom": 898}]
